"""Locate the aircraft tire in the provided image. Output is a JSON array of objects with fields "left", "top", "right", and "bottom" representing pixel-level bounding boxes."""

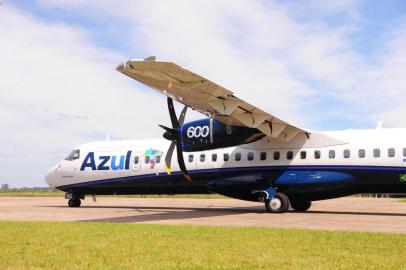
[
  {"left": 68, "top": 199, "right": 81, "bottom": 207},
  {"left": 265, "top": 193, "right": 290, "bottom": 213},
  {"left": 291, "top": 199, "right": 311, "bottom": 212}
]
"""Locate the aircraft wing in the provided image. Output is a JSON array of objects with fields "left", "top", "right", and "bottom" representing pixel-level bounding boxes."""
[{"left": 117, "top": 57, "right": 310, "bottom": 141}]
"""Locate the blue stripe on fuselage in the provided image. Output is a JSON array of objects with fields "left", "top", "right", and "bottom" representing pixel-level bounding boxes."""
[{"left": 56, "top": 165, "right": 406, "bottom": 190}]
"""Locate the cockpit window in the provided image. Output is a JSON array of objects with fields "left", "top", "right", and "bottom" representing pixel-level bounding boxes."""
[{"left": 65, "top": 149, "right": 80, "bottom": 161}]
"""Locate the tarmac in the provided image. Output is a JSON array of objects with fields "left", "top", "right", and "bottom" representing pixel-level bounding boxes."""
[{"left": 0, "top": 197, "right": 406, "bottom": 233}]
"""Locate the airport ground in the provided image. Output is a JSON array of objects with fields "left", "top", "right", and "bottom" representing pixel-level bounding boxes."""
[
  {"left": 0, "top": 196, "right": 405, "bottom": 269},
  {"left": 0, "top": 197, "right": 406, "bottom": 233}
]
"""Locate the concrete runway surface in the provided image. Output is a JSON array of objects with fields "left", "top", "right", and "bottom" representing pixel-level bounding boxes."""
[{"left": 0, "top": 197, "right": 405, "bottom": 233}]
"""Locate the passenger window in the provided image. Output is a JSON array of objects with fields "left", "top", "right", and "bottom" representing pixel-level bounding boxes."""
[
  {"left": 287, "top": 151, "right": 293, "bottom": 160},
  {"left": 156, "top": 155, "right": 161, "bottom": 163},
  {"left": 314, "top": 150, "right": 321, "bottom": 159},
  {"left": 343, "top": 149, "right": 350, "bottom": 159},
  {"left": 212, "top": 153, "right": 217, "bottom": 162},
  {"left": 134, "top": 156, "right": 139, "bottom": 164},
  {"left": 373, "top": 148, "right": 380, "bottom": 158},
  {"left": 260, "top": 152, "right": 267, "bottom": 161},
  {"left": 359, "top": 149, "right": 365, "bottom": 158},
  {"left": 329, "top": 150, "right": 335, "bottom": 159},
  {"left": 235, "top": 153, "right": 241, "bottom": 161},
  {"left": 403, "top": 148, "right": 406, "bottom": 157},
  {"left": 145, "top": 156, "right": 150, "bottom": 163},
  {"left": 200, "top": 154, "right": 205, "bottom": 162},
  {"left": 273, "top": 151, "right": 280, "bottom": 160},
  {"left": 300, "top": 151, "right": 306, "bottom": 159},
  {"left": 188, "top": 154, "right": 194, "bottom": 163},
  {"left": 247, "top": 152, "right": 254, "bottom": 161},
  {"left": 223, "top": 153, "right": 229, "bottom": 162},
  {"left": 388, "top": 148, "right": 395, "bottom": 157}
]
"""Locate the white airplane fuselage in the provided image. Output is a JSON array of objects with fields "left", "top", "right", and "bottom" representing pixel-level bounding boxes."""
[{"left": 45, "top": 128, "right": 406, "bottom": 206}]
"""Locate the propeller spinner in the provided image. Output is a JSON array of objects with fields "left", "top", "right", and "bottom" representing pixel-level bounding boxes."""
[{"left": 159, "top": 97, "right": 191, "bottom": 181}]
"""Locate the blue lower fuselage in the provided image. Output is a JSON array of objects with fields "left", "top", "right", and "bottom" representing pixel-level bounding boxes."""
[{"left": 57, "top": 165, "right": 406, "bottom": 202}]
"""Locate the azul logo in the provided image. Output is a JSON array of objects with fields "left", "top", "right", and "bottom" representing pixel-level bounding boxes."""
[
  {"left": 187, "top": 126, "right": 209, "bottom": 138},
  {"left": 144, "top": 148, "right": 163, "bottom": 169},
  {"left": 400, "top": 174, "right": 406, "bottom": 183},
  {"left": 80, "top": 151, "right": 132, "bottom": 171}
]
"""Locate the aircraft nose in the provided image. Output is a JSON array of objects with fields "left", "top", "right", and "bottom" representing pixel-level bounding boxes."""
[
  {"left": 44, "top": 171, "right": 53, "bottom": 187},
  {"left": 44, "top": 166, "right": 57, "bottom": 188}
]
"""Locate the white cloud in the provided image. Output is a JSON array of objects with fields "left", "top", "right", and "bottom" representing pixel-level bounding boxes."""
[
  {"left": 34, "top": 0, "right": 365, "bottom": 126},
  {"left": 2, "top": 1, "right": 406, "bottom": 187},
  {"left": 0, "top": 4, "right": 174, "bottom": 187},
  {"left": 359, "top": 18, "right": 406, "bottom": 126}
]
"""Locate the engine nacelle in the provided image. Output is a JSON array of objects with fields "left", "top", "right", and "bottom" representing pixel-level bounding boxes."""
[{"left": 180, "top": 118, "right": 264, "bottom": 152}]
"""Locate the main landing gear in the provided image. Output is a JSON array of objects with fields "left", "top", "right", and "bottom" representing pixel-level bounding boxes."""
[
  {"left": 264, "top": 194, "right": 312, "bottom": 213},
  {"left": 65, "top": 193, "right": 83, "bottom": 207},
  {"left": 265, "top": 193, "right": 290, "bottom": 213},
  {"left": 290, "top": 199, "right": 312, "bottom": 212},
  {"left": 254, "top": 188, "right": 312, "bottom": 213}
]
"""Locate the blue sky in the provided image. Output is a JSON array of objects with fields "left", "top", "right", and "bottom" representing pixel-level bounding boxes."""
[{"left": 1, "top": 0, "right": 406, "bottom": 187}]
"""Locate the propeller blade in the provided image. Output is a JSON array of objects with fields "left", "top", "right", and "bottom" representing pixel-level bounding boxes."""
[
  {"left": 163, "top": 98, "right": 190, "bottom": 181},
  {"left": 158, "top": 125, "right": 173, "bottom": 133},
  {"left": 176, "top": 142, "right": 191, "bottom": 181},
  {"left": 167, "top": 97, "right": 179, "bottom": 128},
  {"left": 178, "top": 105, "right": 188, "bottom": 126},
  {"left": 165, "top": 141, "right": 176, "bottom": 174}
]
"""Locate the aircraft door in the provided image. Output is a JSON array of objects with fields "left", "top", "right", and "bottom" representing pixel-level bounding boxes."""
[{"left": 132, "top": 152, "right": 141, "bottom": 172}]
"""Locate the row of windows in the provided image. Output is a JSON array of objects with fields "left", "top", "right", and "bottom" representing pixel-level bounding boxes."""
[
  {"left": 189, "top": 152, "right": 267, "bottom": 163},
  {"left": 296, "top": 148, "right": 399, "bottom": 160},
  {"left": 136, "top": 147, "right": 406, "bottom": 164},
  {"left": 270, "top": 148, "right": 402, "bottom": 161},
  {"left": 136, "top": 152, "right": 268, "bottom": 164}
]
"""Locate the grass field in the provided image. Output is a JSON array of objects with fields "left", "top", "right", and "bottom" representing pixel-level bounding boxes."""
[
  {"left": 0, "top": 221, "right": 405, "bottom": 270},
  {"left": 0, "top": 189, "right": 63, "bottom": 197}
]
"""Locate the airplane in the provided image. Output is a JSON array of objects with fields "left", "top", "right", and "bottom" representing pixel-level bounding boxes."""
[{"left": 44, "top": 56, "right": 406, "bottom": 213}]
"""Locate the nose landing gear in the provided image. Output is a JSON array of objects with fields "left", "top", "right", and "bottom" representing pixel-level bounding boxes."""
[
  {"left": 68, "top": 199, "right": 81, "bottom": 207},
  {"left": 65, "top": 193, "right": 84, "bottom": 207}
]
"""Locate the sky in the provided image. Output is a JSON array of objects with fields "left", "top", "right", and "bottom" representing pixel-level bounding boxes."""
[{"left": 1, "top": 0, "right": 406, "bottom": 187}]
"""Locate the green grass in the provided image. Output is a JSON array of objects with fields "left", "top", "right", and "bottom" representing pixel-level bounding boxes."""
[
  {"left": 0, "top": 189, "right": 63, "bottom": 197},
  {"left": 0, "top": 189, "right": 224, "bottom": 199},
  {"left": 0, "top": 221, "right": 405, "bottom": 269}
]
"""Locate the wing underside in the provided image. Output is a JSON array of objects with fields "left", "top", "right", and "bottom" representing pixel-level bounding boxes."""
[{"left": 117, "top": 57, "right": 310, "bottom": 142}]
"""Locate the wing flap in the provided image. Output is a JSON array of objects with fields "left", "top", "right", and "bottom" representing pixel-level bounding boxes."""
[{"left": 118, "top": 58, "right": 310, "bottom": 141}]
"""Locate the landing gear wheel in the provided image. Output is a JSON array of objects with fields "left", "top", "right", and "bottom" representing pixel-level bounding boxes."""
[
  {"left": 265, "top": 193, "right": 290, "bottom": 213},
  {"left": 291, "top": 200, "right": 311, "bottom": 212},
  {"left": 68, "top": 199, "right": 81, "bottom": 207}
]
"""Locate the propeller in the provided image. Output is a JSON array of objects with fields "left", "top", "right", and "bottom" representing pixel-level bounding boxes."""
[{"left": 159, "top": 97, "right": 191, "bottom": 181}]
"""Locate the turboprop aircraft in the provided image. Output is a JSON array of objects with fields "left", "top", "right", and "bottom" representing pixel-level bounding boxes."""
[{"left": 45, "top": 56, "right": 406, "bottom": 213}]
